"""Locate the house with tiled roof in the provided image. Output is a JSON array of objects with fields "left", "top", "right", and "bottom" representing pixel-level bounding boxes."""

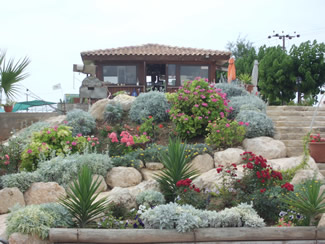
[{"left": 77, "top": 44, "right": 231, "bottom": 96}]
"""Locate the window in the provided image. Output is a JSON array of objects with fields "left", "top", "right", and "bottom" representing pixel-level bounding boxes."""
[
  {"left": 103, "top": 65, "right": 137, "bottom": 84},
  {"left": 168, "top": 64, "right": 176, "bottom": 86},
  {"left": 180, "top": 65, "right": 208, "bottom": 84}
]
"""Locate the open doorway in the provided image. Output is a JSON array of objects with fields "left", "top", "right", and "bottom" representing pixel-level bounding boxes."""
[{"left": 146, "top": 64, "right": 166, "bottom": 91}]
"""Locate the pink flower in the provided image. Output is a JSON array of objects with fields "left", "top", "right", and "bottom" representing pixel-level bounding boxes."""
[
  {"left": 184, "top": 117, "right": 188, "bottom": 121},
  {"left": 211, "top": 98, "right": 217, "bottom": 102},
  {"left": 166, "top": 109, "right": 170, "bottom": 113},
  {"left": 108, "top": 132, "right": 118, "bottom": 143},
  {"left": 66, "top": 141, "right": 70, "bottom": 144},
  {"left": 200, "top": 95, "right": 206, "bottom": 99},
  {"left": 63, "top": 120, "right": 68, "bottom": 124},
  {"left": 47, "top": 130, "right": 51, "bottom": 134},
  {"left": 198, "top": 116, "right": 202, "bottom": 120},
  {"left": 202, "top": 103, "right": 208, "bottom": 107},
  {"left": 193, "top": 92, "right": 198, "bottom": 95},
  {"left": 143, "top": 132, "right": 147, "bottom": 135},
  {"left": 207, "top": 111, "right": 211, "bottom": 114},
  {"left": 216, "top": 130, "right": 220, "bottom": 133},
  {"left": 87, "top": 137, "right": 92, "bottom": 141},
  {"left": 226, "top": 123, "right": 230, "bottom": 128},
  {"left": 238, "top": 121, "right": 244, "bottom": 125},
  {"left": 71, "top": 141, "right": 77, "bottom": 146},
  {"left": 27, "top": 149, "right": 32, "bottom": 154},
  {"left": 245, "top": 122, "right": 250, "bottom": 126},
  {"left": 220, "top": 112, "right": 224, "bottom": 118},
  {"left": 4, "top": 154, "right": 9, "bottom": 160},
  {"left": 4, "top": 161, "right": 9, "bottom": 165},
  {"left": 194, "top": 104, "right": 199, "bottom": 108},
  {"left": 91, "top": 142, "right": 95, "bottom": 146},
  {"left": 77, "top": 133, "right": 82, "bottom": 137}
]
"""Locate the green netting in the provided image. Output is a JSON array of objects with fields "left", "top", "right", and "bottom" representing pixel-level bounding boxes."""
[{"left": 12, "top": 100, "right": 56, "bottom": 112}]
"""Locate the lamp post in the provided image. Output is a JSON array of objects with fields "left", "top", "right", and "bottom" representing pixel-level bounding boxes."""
[{"left": 296, "top": 76, "right": 302, "bottom": 104}]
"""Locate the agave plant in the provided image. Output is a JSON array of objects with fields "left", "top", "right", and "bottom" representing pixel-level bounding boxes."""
[
  {"left": 59, "top": 165, "right": 109, "bottom": 228},
  {"left": 0, "top": 51, "right": 30, "bottom": 103},
  {"left": 154, "top": 137, "right": 199, "bottom": 202},
  {"left": 282, "top": 179, "right": 325, "bottom": 226}
]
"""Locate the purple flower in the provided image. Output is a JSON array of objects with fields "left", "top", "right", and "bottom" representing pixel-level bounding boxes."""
[
  {"left": 27, "top": 149, "right": 32, "bottom": 154},
  {"left": 71, "top": 141, "right": 77, "bottom": 146},
  {"left": 193, "top": 91, "right": 198, "bottom": 95},
  {"left": 198, "top": 116, "right": 202, "bottom": 120}
]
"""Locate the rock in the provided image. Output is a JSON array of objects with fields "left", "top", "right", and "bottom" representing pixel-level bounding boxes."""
[
  {"left": 96, "top": 187, "right": 136, "bottom": 209},
  {"left": 112, "top": 94, "right": 136, "bottom": 111},
  {"left": 243, "top": 137, "right": 286, "bottom": 159},
  {"left": 106, "top": 167, "right": 142, "bottom": 188},
  {"left": 128, "top": 180, "right": 160, "bottom": 198},
  {"left": 44, "top": 115, "right": 66, "bottom": 126},
  {"left": 0, "top": 187, "right": 25, "bottom": 214},
  {"left": 146, "top": 162, "right": 164, "bottom": 170},
  {"left": 214, "top": 148, "right": 245, "bottom": 167},
  {"left": 269, "top": 156, "right": 318, "bottom": 172},
  {"left": 0, "top": 213, "right": 9, "bottom": 239},
  {"left": 189, "top": 154, "right": 214, "bottom": 174},
  {"left": 138, "top": 160, "right": 145, "bottom": 168},
  {"left": 24, "top": 182, "right": 66, "bottom": 205},
  {"left": 140, "top": 168, "right": 163, "bottom": 181},
  {"left": 318, "top": 213, "right": 325, "bottom": 228},
  {"left": 291, "top": 170, "right": 324, "bottom": 185},
  {"left": 192, "top": 168, "right": 223, "bottom": 192},
  {"left": 89, "top": 98, "right": 110, "bottom": 121},
  {"left": 92, "top": 175, "right": 108, "bottom": 193},
  {"left": 8, "top": 233, "right": 51, "bottom": 244}
]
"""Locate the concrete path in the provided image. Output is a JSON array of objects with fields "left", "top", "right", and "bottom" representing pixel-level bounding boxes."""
[{"left": 0, "top": 214, "right": 8, "bottom": 239}]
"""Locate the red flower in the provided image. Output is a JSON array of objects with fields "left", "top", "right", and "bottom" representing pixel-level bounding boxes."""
[
  {"left": 148, "top": 116, "right": 153, "bottom": 119},
  {"left": 281, "top": 182, "right": 294, "bottom": 191},
  {"left": 231, "top": 163, "right": 237, "bottom": 167},
  {"left": 246, "top": 162, "right": 254, "bottom": 169},
  {"left": 184, "top": 189, "right": 187, "bottom": 193},
  {"left": 217, "top": 168, "right": 223, "bottom": 173},
  {"left": 159, "top": 124, "right": 164, "bottom": 128}
]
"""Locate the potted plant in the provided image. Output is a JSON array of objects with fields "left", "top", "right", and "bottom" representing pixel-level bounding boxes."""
[
  {"left": 238, "top": 73, "right": 254, "bottom": 93},
  {"left": 1, "top": 99, "right": 15, "bottom": 112},
  {"left": 308, "top": 134, "right": 325, "bottom": 163}
]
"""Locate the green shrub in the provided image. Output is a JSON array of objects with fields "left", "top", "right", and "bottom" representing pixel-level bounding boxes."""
[
  {"left": 1, "top": 153, "right": 112, "bottom": 192},
  {"left": 236, "top": 110, "right": 274, "bottom": 138},
  {"left": 205, "top": 118, "right": 247, "bottom": 150},
  {"left": 6, "top": 203, "right": 72, "bottom": 239},
  {"left": 155, "top": 137, "right": 199, "bottom": 202},
  {"left": 66, "top": 109, "right": 96, "bottom": 136},
  {"left": 214, "top": 83, "right": 249, "bottom": 98},
  {"left": 15, "top": 121, "right": 51, "bottom": 148},
  {"left": 60, "top": 165, "right": 110, "bottom": 228},
  {"left": 104, "top": 103, "right": 123, "bottom": 124},
  {"left": 228, "top": 95, "right": 266, "bottom": 120},
  {"left": 129, "top": 91, "right": 170, "bottom": 123},
  {"left": 0, "top": 137, "right": 24, "bottom": 174},
  {"left": 136, "top": 190, "right": 166, "bottom": 208},
  {"left": 168, "top": 79, "right": 231, "bottom": 138}
]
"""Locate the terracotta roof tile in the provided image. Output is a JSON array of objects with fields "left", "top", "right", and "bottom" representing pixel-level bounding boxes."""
[{"left": 81, "top": 43, "right": 231, "bottom": 57}]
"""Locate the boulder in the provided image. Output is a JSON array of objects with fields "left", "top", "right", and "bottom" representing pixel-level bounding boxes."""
[
  {"left": 9, "top": 233, "right": 51, "bottom": 244},
  {"left": 92, "top": 174, "right": 108, "bottom": 193},
  {"left": 96, "top": 187, "right": 136, "bottom": 209},
  {"left": 214, "top": 148, "right": 245, "bottom": 167},
  {"left": 243, "top": 137, "right": 286, "bottom": 159},
  {"left": 45, "top": 115, "right": 67, "bottom": 126},
  {"left": 112, "top": 94, "right": 136, "bottom": 111},
  {"left": 24, "top": 182, "right": 66, "bottom": 205},
  {"left": 140, "top": 168, "right": 162, "bottom": 181},
  {"left": 106, "top": 167, "right": 142, "bottom": 188},
  {"left": 146, "top": 162, "right": 164, "bottom": 170},
  {"left": 192, "top": 168, "right": 223, "bottom": 192},
  {"left": 318, "top": 213, "right": 325, "bottom": 228},
  {"left": 89, "top": 98, "right": 110, "bottom": 121},
  {"left": 0, "top": 187, "right": 25, "bottom": 214},
  {"left": 0, "top": 213, "right": 8, "bottom": 239},
  {"left": 291, "top": 170, "right": 324, "bottom": 185},
  {"left": 189, "top": 154, "right": 214, "bottom": 174},
  {"left": 128, "top": 180, "right": 160, "bottom": 198},
  {"left": 269, "top": 156, "right": 318, "bottom": 172}
]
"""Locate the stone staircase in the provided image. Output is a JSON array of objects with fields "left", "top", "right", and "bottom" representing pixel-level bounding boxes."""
[{"left": 267, "top": 106, "right": 325, "bottom": 157}]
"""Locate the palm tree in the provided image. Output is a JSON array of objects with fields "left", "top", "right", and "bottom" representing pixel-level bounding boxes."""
[{"left": 0, "top": 51, "right": 30, "bottom": 104}]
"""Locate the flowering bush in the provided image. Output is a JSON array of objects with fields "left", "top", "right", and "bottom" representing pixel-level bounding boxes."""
[
  {"left": 20, "top": 125, "right": 97, "bottom": 171},
  {"left": 107, "top": 131, "right": 135, "bottom": 156},
  {"left": 277, "top": 210, "right": 304, "bottom": 226},
  {"left": 175, "top": 178, "right": 207, "bottom": 209},
  {"left": 309, "top": 134, "right": 325, "bottom": 142},
  {"left": 168, "top": 78, "right": 232, "bottom": 138},
  {"left": 138, "top": 116, "right": 164, "bottom": 140},
  {"left": 0, "top": 138, "right": 24, "bottom": 175},
  {"left": 205, "top": 118, "right": 247, "bottom": 150}
]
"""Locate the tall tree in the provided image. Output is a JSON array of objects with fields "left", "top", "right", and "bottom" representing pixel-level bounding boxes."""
[
  {"left": 290, "top": 40, "right": 325, "bottom": 100},
  {"left": 226, "top": 36, "right": 257, "bottom": 76},
  {"left": 258, "top": 46, "right": 296, "bottom": 105}
]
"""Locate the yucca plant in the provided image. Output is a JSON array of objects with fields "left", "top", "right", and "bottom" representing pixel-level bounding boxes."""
[
  {"left": 0, "top": 51, "right": 30, "bottom": 102},
  {"left": 59, "top": 165, "right": 109, "bottom": 228},
  {"left": 282, "top": 179, "right": 325, "bottom": 226},
  {"left": 154, "top": 137, "right": 199, "bottom": 202}
]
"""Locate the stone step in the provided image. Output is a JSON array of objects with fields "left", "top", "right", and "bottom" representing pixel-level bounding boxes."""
[
  {"left": 274, "top": 127, "right": 325, "bottom": 134},
  {"left": 286, "top": 147, "right": 304, "bottom": 157},
  {"left": 273, "top": 121, "right": 325, "bottom": 127},
  {"left": 319, "top": 170, "right": 325, "bottom": 177},
  {"left": 267, "top": 111, "right": 325, "bottom": 117},
  {"left": 268, "top": 115, "right": 325, "bottom": 122},
  {"left": 317, "top": 163, "right": 325, "bottom": 171},
  {"left": 274, "top": 133, "right": 310, "bottom": 140},
  {"left": 281, "top": 140, "right": 304, "bottom": 147},
  {"left": 267, "top": 106, "right": 325, "bottom": 112}
]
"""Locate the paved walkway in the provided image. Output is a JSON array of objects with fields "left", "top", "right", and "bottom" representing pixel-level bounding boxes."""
[{"left": 0, "top": 214, "right": 8, "bottom": 239}]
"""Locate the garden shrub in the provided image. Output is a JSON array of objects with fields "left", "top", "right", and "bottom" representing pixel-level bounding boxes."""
[
  {"left": 136, "top": 190, "right": 166, "bottom": 208},
  {"left": 0, "top": 137, "right": 24, "bottom": 175},
  {"left": 1, "top": 153, "right": 112, "bottom": 192},
  {"left": 168, "top": 79, "right": 231, "bottom": 138},
  {"left": 214, "top": 83, "right": 249, "bottom": 98},
  {"left": 129, "top": 91, "right": 170, "bottom": 123},
  {"left": 104, "top": 103, "right": 123, "bottom": 124},
  {"left": 20, "top": 125, "right": 96, "bottom": 171},
  {"left": 228, "top": 95, "right": 266, "bottom": 120},
  {"left": 205, "top": 118, "right": 247, "bottom": 150},
  {"left": 6, "top": 203, "right": 72, "bottom": 239},
  {"left": 15, "top": 121, "right": 51, "bottom": 147},
  {"left": 236, "top": 110, "right": 274, "bottom": 138},
  {"left": 140, "top": 202, "right": 265, "bottom": 232},
  {"left": 66, "top": 109, "right": 96, "bottom": 136}
]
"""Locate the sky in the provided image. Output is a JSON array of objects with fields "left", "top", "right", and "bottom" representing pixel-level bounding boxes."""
[{"left": 2, "top": 0, "right": 325, "bottom": 103}]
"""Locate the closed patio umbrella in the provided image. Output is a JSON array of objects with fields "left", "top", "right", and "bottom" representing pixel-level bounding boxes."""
[
  {"left": 227, "top": 57, "right": 236, "bottom": 83},
  {"left": 251, "top": 60, "right": 259, "bottom": 86}
]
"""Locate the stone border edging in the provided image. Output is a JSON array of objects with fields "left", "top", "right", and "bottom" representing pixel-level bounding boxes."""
[{"left": 50, "top": 227, "right": 319, "bottom": 243}]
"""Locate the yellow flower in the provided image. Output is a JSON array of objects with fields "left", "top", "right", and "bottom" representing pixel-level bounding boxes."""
[{"left": 140, "top": 153, "right": 144, "bottom": 156}]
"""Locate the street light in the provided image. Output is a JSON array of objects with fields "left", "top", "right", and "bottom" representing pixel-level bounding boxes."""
[{"left": 296, "top": 76, "right": 302, "bottom": 104}]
